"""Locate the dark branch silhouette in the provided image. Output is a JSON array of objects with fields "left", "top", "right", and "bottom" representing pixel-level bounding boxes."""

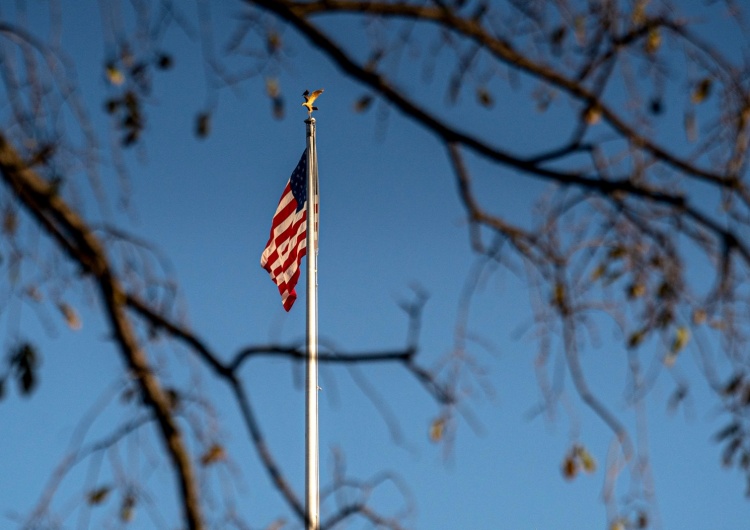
[{"left": 2, "top": 1, "right": 750, "bottom": 529}]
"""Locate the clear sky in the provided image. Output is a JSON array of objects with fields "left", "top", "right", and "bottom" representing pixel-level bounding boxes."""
[{"left": 1, "top": 2, "right": 749, "bottom": 529}]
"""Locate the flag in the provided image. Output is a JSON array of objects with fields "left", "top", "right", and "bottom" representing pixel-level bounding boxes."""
[{"left": 261, "top": 150, "right": 313, "bottom": 311}]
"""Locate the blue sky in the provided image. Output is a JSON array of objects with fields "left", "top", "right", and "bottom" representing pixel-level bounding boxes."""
[{"left": 1, "top": 2, "right": 749, "bottom": 529}]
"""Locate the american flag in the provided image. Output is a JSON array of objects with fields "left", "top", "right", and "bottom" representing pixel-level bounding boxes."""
[{"left": 260, "top": 150, "right": 316, "bottom": 311}]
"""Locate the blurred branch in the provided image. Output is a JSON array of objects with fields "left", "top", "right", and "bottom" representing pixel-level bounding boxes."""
[
  {"left": 4, "top": 0, "right": 750, "bottom": 527},
  {"left": 272, "top": 1, "right": 742, "bottom": 190},
  {"left": 0, "top": 134, "right": 204, "bottom": 530}
]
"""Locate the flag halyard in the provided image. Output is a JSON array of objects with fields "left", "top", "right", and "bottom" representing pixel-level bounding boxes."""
[{"left": 261, "top": 150, "right": 317, "bottom": 311}]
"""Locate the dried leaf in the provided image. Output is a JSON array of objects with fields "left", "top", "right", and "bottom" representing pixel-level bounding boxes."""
[
  {"left": 10, "top": 342, "right": 40, "bottom": 396},
  {"left": 156, "top": 52, "right": 173, "bottom": 70},
  {"left": 353, "top": 94, "right": 374, "bottom": 113},
  {"left": 2, "top": 209, "right": 17, "bottom": 236},
  {"left": 58, "top": 303, "right": 82, "bottom": 330},
  {"left": 195, "top": 112, "right": 211, "bottom": 139},
  {"left": 476, "top": 87, "right": 494, "bottom": 108},
  {"left": 122, "top": 130, "right": 139, "bottom": 147},
  {"left": 271, "top": 99, "right": 284, "bottom": 120},
  {"left": 627, "top": 283, "right": 646, "bottom": 299},
  {"left": 87, "top": 486, "right": 112, "bottom": 505},
  {"left": 608, "top": 246, "right": 626, "bottom": 259},
  {"left": 714, "top": 422, "right": 741, "bottom": 443},
  {"left": 105, "top": 63, "right": 124, "bottom": 86},
  {"left": 632, "top": 0, "right": 649, "bottom": 24},
  {"left": 266, "top": 31, "right": 282, "bottom": 54},
  {"left": 644, "top": 27, "right": 661, "bottom": 54},
  {"left": 691, "top": 77, "right": 712, "bottom": 104},
  {"left": 671, "top": 326, "right": 690, "bottom": 354},
  {"left": 265, "top": 519, "right": 287, "bottom": 530},
  {"left": 562, "top": 454, "right": 577, "bottom": 480},
  {"left": 656, "top": 281, "right": 674, "bottom": 299},
  {"left": 429, "top": 417, "right": 445, "bottom": 442},
  {"left": 25, "top": 286, "right": 42, "bottom": 301},
  {"left": 574, "top": 15, "right": 586, "bottom": 45},
  {"left": 685, "top": 110, "right": 697, "bottom": 142},
  {"left": 200, "top": 443, "right": 226, "bottom": 466},
  {"left": 723, "top": 374, "right": 743, "bottom": 396},
  {"left": 649, "top": 97, "right": 663, "bottom": 115},
  {"left": 590, "top": 264, "right": 606, "bottom": 281},
  {"left": 120, "top": 45, "right": 134, "bottom": 67},
  {"left": 165, "top": 387, "right": 181, "bottom": 411},
  {"left": 628, "top": 329, "right": 646, "bottom": 349},
  {"left": 577, "top": 446, "right": 597, "bottom": 473},
  {"left": 583, "top": 104, "right": 602, "bottom": 124},
  {"left": 553, "top": 282, "right": 565, "bottom": 307},
  {"left": 692, "top": 309, "right": 707, "bottom": 325},
  {"left": 550, "top": 26, "right": 566, "bottom": 56},
  {"left": 120, "top": 493, "right": 136, "bottom": 522},
  {"left": 265, "top": 77, "right": 280, "bottom": 98}
]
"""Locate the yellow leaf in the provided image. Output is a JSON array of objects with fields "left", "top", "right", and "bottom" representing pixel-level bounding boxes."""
[
  {"left": 627, "top": 283, "right": 646, "bottom": 299},
  {"left": 265, "top": 77, "right": 280, "bottom": 98},
  {"left": 671, "top": 326, "right": 690, "bottom": 354},
  {"left": 106, "top": 64, "right": 124, "bottom": 86},
  {"left": 200, "top": 443, "right": 226, "bottom": 466},
  {"left": 266, "top": 31, "right": 282, "bottom": 54},
  {"left": 578, "top": 447, "right": 597, "bottom": 473},
  {"left": 120, "top": 494, "right": 136, "bottom": 522},
  {"left": 632, "top": 0, "right": 649, "bottom": 24},
  {"left": 429, "top": 417, "right": 445, "bottom": 442},
  {"left": 645, "top": 27, "right": 661, "bottom": 54},
  {"left": 553, "top": 282, "right": 566, "bottom": 307},
  {"left": 583, "top": 104, "right": 602, "bottom": 124}
]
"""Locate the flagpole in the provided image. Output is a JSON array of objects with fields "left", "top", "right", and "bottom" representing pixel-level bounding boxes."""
[{"left": 305, "top": 117, "right": 320, "bottom": 530}]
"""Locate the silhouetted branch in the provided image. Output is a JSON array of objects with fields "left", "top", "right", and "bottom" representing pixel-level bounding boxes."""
[{"left": 0, "top": 134, "right": 204, "bottom": 530}]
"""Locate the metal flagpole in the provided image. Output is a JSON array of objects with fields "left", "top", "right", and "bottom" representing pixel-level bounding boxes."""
[{"left": 305, "top": 116, "right": 320, "bottom": 530}]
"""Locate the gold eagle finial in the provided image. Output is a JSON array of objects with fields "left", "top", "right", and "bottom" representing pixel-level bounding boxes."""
[{"left": 302, "top": 89, "right": 324, "bottom": 115}]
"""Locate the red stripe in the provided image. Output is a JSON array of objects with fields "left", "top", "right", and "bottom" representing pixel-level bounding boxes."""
[{"left": 261, "top": 184, "right": 310, "bottom": 311}]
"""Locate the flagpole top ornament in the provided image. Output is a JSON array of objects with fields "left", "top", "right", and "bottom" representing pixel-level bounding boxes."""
[{"left": 302, "top": 89, "right": 324, "bottom": 117}]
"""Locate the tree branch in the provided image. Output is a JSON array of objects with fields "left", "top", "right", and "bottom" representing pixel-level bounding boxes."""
[{"left": 0, "top": 134, "right": 204, "bottom": 530}]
